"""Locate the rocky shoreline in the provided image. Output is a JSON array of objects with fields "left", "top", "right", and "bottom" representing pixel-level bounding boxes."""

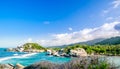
[
  {"left": 6, "top": 43, "right": 88, "bottom": 58},
  {"left": 1, "top": 43, "right": 90, "bottom": 69},
  {"left": 0, "top": 63, "right": 25, "bottom": 69},
  {"left": 46, "top": 48, "right": 87, "bottom": 57},
  {"left": 1, "top": 56, "right": 116, "bottom": 69}
]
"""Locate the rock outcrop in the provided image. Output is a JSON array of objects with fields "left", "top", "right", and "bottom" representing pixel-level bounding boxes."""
[
  {"left": 47, "top": 49, "right": 60, "bottom": 57},
  {"left": 70, "top": 48, "right": 87, "bottom": 57},
  {"left": 7, "top": 43, "right": 46, "bottom": 53},
  {"left": 47, "top": 48, "right": 87, "bottom": 57}
]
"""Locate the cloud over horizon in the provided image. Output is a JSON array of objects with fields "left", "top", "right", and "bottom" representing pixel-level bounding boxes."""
[
  {"left": 38, "top": 21, "right": 120, "bottom": 46},
  {"left": 0, "top": 0, "right": 120, "bottom": 47},
  {"left": 25, "top": 0, "right": 120, "bottom": 47}
]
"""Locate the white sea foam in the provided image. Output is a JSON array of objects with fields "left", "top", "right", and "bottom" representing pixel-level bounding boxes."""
[
  {"left": 13, "top": 54, "right": 18, "bottom": 56},
  {"left": 0, "top": 53, "right": 37, "bottom": 62}
]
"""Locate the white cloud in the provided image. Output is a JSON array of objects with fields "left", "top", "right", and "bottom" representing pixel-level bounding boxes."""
[
  {"left": 38, "top": 21, "right": 120, "bottom": 46},
  {"left": 106, "top": 16, "right": 120, "bottom": 21},
  {"left": 101, "top": 9, "right": 112, "bottom": 16},
  {"left": 112, "top": 0, "right": 120, "bottom": 8},
  {"left": 101, "top": 0, "right": 120, "bottom": 16},
  {"left": 106, "top": 17, "right": 113, "bottom": 21},
  {"left": 103, "top": 10, "right": 109, "bottom": 14},
  {"left": 43, "top": 21, "right": 50, "bottom": 24},
  {"left": 68, "top": 27, "right": 73, "bottom": 31}
]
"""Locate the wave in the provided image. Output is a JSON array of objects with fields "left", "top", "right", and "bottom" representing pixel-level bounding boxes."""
[
  {"left": 0, "top": 53, "right": 37, "bottom": 62},
  {"left": 13, "top": 54, "right": 18, "bottom": 56}
]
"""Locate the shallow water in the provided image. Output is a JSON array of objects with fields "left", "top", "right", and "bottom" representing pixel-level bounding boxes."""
[
  {"left": 1, "top": 48, "right": 120, "bottom": 67},
  {"left": 106, "top": 56, "right": 120, "bottom": 67},
  {"left": 0, "top": 48, "right": 71, "bottom": 66}
]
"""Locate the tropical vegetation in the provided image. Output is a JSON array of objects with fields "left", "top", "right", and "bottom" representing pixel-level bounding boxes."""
[
  {"left": 63, "top": 44, "right": 120, "bottom": 56},
  {"left": 23, "top": 43, "right": 46, "bottom": 50},
  {"left": 24, "top": 56, "right": 117, "bottom": 69}
]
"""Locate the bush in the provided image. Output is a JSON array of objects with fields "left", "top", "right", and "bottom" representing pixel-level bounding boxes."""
[
  {"left": 23, "top": 43, "right": 46, "bottom": 50},
  {"left": 24, "top": 56, "right": 116, "bottom": 69}
]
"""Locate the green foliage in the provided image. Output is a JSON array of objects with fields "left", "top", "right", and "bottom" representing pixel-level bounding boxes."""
[
  {"left": 88, "top": 57, "right": 110, "bottom": 69},
  {"left": 64, "top": 44, "right": 120, "bottom": 56},
  {"left": 23, "top": 43, "right": 46, "bottom": 50},
  {"left": 25, "top": 57, "right": 115, "bottom": 69},
  {"left": 96, "top": 36, "right": 120, "bottom": 45},
  {"left": 51, "top": 48, "right": 61, "bottom": 51}
]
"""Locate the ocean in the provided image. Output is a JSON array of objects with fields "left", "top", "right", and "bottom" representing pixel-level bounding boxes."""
[
  {"left": 0, "top": 48, "right": 71, "bottom": 66},
  {"left": 1, "top": 48, "right": 120, "bottom": 67}
]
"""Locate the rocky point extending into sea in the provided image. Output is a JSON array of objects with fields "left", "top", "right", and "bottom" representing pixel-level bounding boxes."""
[
  {"left": 6, "top": 43, "right": 46, "bottom": 53},
  {"left": 6, "top": 43, "right": 88, "bottom": 58},
  {"left": 46, "top": 48, "right": 87, "bottom": 57},
  {"left": 1, "top": 43, "right": 92, "bottom": 69},
  {"left": 1, "top": 43, "right": 119, "bottom": 69}
]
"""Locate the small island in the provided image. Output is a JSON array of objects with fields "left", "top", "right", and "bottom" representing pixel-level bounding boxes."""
[
  {"left": 6, "top": 43, "right": 88, "bottom": 57},
  {"left": 7, "top": 43, "right": 46, "bottom": 53}
]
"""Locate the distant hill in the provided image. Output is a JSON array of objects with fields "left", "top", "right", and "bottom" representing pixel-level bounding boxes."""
[
  {"left": 48, "top": 38, "right": 105, "bottom": 48},
  {"left": 77, "top": 38, "right": 105, "bottom": 45},
  {"left": 49, "top": 36, "right": 120, "bottom": 48},
  {"left": 96, "top": 36, "right": 120, "bottom": 45}
]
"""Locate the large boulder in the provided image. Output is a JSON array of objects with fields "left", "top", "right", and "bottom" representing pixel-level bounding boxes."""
[
  {"left": 46, "top": 49, "right": 52, "bottom": 55},
  {"left": 70, "top": 48, "right": 87, "bottom": 57}
]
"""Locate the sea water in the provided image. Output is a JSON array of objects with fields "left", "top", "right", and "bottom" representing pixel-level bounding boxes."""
[
  {"left": 0, "top": 48, "right": 71, "bottom": 66},
  {"left": 1, "top": 48, "right": 120, "bottom": 67}
]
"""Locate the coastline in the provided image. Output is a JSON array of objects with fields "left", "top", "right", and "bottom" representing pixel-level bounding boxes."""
[
  {"left": 1, "top": 43, "right": 120, "bottom": 69},
  {"left": 1, "top": 55, "right": 119, "bottom": 69}
]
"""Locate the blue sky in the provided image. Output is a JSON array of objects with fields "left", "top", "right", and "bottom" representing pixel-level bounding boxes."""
[{"left": 0, "top": 0, "right": 120, "bottom": 47}]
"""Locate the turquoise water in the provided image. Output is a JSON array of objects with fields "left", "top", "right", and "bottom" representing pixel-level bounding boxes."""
[
  {"left": 0, "top": 48, "right": 71, "bottom": 66},
  {"left": 1, "top": 48, "right": 120, "bottom": 67},
  {"left": 106, "top": 56, "right": 120, "bottom": 67}
]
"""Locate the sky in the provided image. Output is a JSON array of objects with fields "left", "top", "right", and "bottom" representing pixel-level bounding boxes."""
[{"left": 0, "top": 0, "right": 120, "bottom": 47}]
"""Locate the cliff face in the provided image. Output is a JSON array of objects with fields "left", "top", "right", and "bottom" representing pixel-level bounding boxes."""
[{"left": 7, "top": 43, "right": 46, "bottom": 53}]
